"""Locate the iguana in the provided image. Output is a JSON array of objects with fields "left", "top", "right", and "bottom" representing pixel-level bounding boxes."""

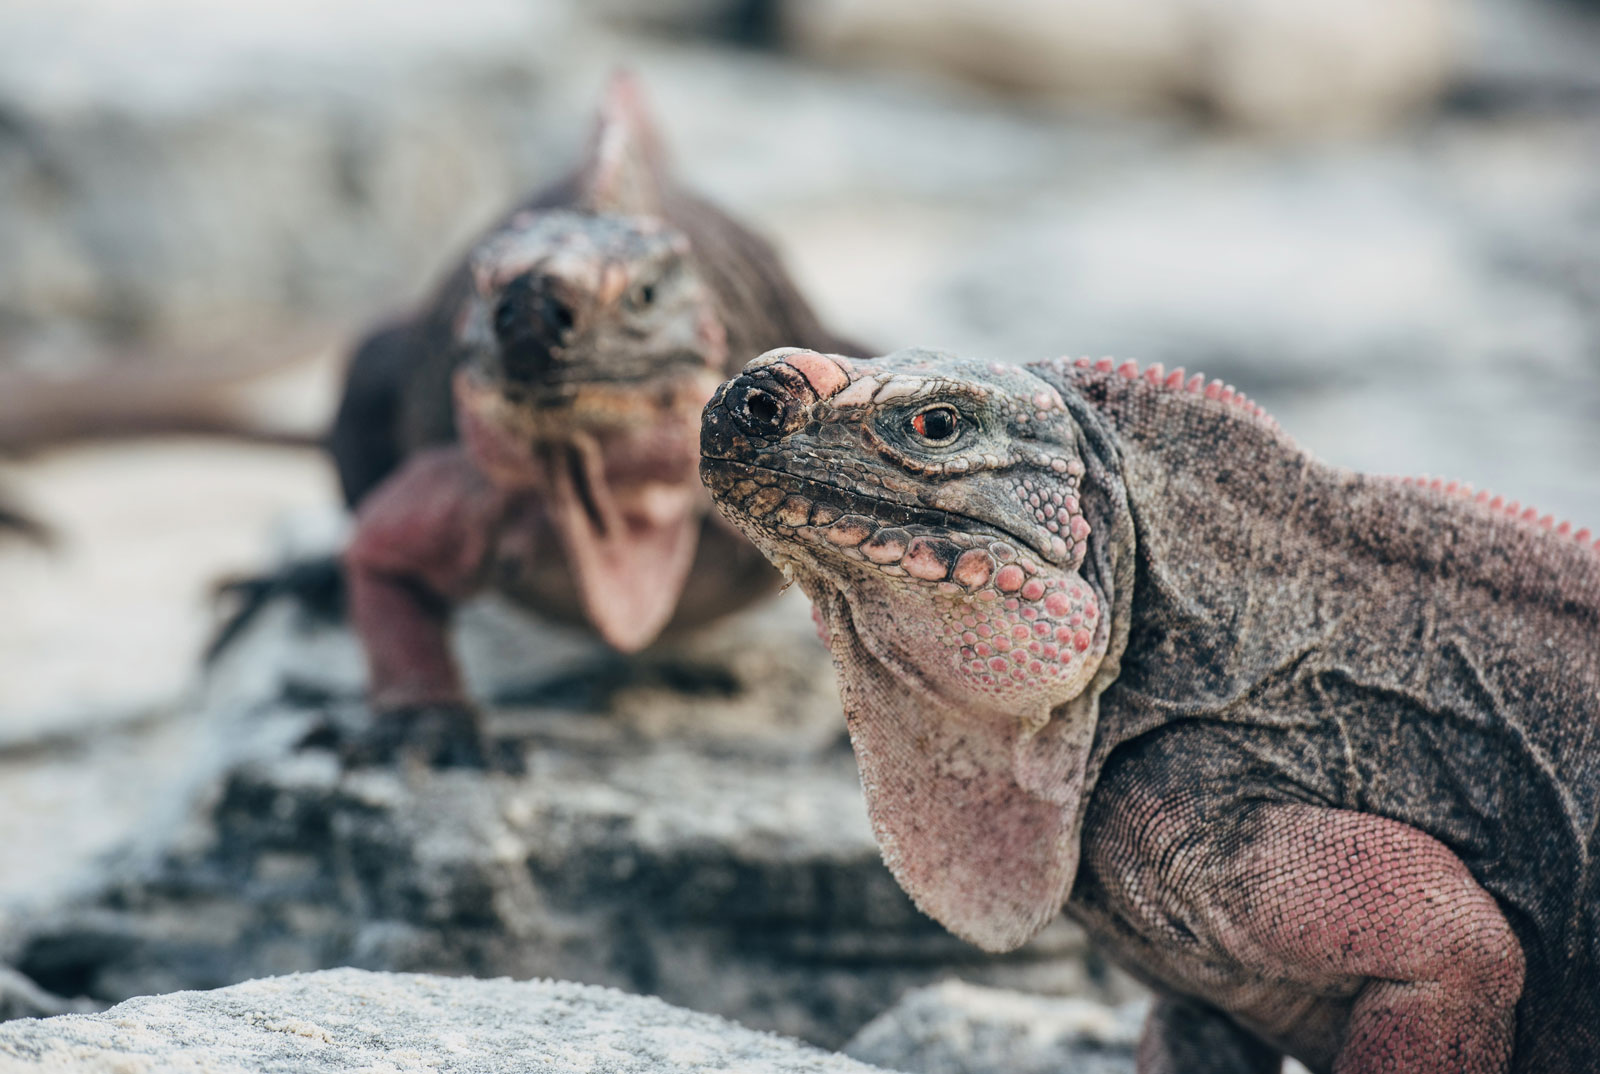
[
  {"left": 317, "top": 76, "right": 862, "bottom": 765},
  {"left": 700, "top": 346, "right": 1600, "bottom": 1073}
]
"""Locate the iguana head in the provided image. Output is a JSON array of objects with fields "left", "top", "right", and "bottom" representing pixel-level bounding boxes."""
[
  {"left": 453, "top": 74, "right": 727, "bottom": 652},
  {"left": 701, "top": 346, "right": 1131, "bottom": 951}
]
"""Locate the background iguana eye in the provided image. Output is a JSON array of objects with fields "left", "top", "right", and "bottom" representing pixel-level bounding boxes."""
[
  {"left": 629, "top": 281, "right": 656, "bottom": 309},
  {"left": 909, "top": 405, "right": 960, "bottom": 444}
]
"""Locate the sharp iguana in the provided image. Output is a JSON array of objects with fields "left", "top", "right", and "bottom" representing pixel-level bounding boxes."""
[
  {"left": 700, "top": 346, "right": 1600, "bottom": 1073},
  {"left": 323, "top": 76, "right": 862, "bottom": 765}
]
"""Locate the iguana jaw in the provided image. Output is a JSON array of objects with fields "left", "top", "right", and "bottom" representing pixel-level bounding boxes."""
[{"left": 457, "top": 366, "right": 711, "bottom": 652}]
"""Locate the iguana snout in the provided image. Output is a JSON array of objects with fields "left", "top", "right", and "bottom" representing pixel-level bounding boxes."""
[{"left": 456, "top": 211, "right": 726, "bottom": 437}]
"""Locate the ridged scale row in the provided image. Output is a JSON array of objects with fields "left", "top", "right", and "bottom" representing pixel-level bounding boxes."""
[
  {"left": 1387, "top": 474, "right": 1600, "bottom": 555},
  {"left": 1064, "top": 355, "right": 1280, "bottom": 430},
  {"left": 1061, "top": 354, "right": 1596, "bottom": 557}
]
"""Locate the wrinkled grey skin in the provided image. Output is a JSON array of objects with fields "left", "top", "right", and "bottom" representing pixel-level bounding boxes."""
[{"left": 702, "top": 346, "right": 1600, "bottom": 1073}]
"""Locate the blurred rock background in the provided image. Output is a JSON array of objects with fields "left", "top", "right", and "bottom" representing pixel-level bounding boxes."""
[{"left": 0, "top": 0, "right": 1596, "bottom": 1060}]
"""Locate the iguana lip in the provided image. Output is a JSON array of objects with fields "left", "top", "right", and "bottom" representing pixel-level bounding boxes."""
[{"left": 700, "top": 455, "right": 1053, "bottom": 564}]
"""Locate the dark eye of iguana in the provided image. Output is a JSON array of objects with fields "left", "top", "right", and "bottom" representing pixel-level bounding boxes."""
[
  {"left": 907, "top": 404, "right": 961, "bottom": 445},
  {"left": 628, "top": 281, "right": 656, "bottom": 309}
]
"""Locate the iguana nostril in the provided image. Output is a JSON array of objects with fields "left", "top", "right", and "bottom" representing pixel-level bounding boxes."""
[
  {"left": 746, "top": 391, "right": 781, "bottom": 427},
  {"left": 727, "top": 380, "right": 793, "bottom": 439}
]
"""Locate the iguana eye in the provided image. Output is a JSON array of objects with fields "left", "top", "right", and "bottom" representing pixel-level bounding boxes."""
[
  {"left": 908, "top": 405, "right": 961, "bottom": 444},
  {"left": 628, "top": 282, "right": 656, "bottom": 309}
]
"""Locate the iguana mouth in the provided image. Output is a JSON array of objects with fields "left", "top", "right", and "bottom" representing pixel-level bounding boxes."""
[{"left": 701, "top": 456, "right": 1054, "bottom": 568}]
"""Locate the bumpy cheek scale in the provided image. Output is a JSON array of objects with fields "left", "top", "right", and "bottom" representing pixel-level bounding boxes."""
[{"left": 739, "top": 480, "right": 1104, "bottom": 701}]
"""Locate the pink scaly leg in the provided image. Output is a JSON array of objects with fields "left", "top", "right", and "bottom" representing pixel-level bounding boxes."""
[
  {"left": 343, "top": 446, "right": 506, "bottom": 765},
  {"left": 1202, "top": 804, "right": 1524, "bottom": 1074}
]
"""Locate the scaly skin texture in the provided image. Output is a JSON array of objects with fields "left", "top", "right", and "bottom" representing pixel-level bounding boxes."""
[
  {"left": 334, "top": 76, "right": 861, "bottom": 765},
  {"left": 700, "top": 346, "right": 1600, "bottom": 1073}
]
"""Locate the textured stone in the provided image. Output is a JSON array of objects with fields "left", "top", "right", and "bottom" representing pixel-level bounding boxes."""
[
  {"left": 845, "top": 982, "right": 1141, "bottom": 1074},
  {"left": 0, "top": 591, "right": 1133, "bottom": 1048},
  {"left": 0, "top": 968, "right": 888, "bottom": 1073},
  {"left": 843, "top": 982, "right": 1316, "bottom": 1074}
]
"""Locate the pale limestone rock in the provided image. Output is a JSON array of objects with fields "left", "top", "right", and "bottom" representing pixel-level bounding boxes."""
[
  {"left": 784, "top": 0, "right": 1456, "bottom": 133},
  {"left": 0, "top": 968, "right": 888, "bottom": 1073}
]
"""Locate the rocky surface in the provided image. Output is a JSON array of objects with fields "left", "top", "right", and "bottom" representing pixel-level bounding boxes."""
[
  {"left": 843, "top": 983, "right": 1316, "bottom": 1074},
  {"left": 0, "top": 968, "right": 889, "bottom": 1073},
  {"left": 845, "top": 982, "right": 1142, "bottom": 1074},
  {"left": 0, "top": 971, "right": 1211, "bottom": 1074},
  {"left": 0, "top": 589, "right": 1136, "bottom": 1048}
]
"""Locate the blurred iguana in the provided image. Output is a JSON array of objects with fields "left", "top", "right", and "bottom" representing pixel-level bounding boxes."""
[
  {"left": 277, "top": 75, "right": 863, "bottom": 766},
  {"left": 701, "top": 346, "right": 1599, "bottom": 1073}
]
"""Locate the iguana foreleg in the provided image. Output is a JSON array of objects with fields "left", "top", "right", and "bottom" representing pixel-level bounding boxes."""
[
  {"left": 1172, "top": 802, "right": 1524, "bottom": 1074},
  {"left": 344, "top": 446, "right": 504, "bottom": 765}
]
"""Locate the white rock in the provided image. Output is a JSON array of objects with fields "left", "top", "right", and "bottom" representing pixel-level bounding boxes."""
[
  {"left": 845, "top": 981, "right": 1141, "bottom": 1074},
  {"left": 0, "top": 968, "right": 889, "bottom": 1073},
  {"left": 784, "top": 0, "right": 1455, "bottom": 133}
]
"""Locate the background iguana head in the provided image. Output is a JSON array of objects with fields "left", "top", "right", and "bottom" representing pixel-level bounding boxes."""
[
  {"left": 701, "top": 346, "right": 1132, "bottom": 951},
  {"left": 452, "top": 74, "right": 729, "bottom": 652}
]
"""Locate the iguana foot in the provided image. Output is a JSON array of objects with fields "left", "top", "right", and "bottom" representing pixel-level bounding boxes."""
[{"left": 340, "top": 703, "right": 494, "bottom": 771}]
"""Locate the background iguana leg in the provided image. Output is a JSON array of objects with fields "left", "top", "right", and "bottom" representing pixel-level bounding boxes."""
[
  {"left": 1203, "top": 804, "right": 1524, "bottom": 1074},
  {"left": 344, "top": 445, "right": 505, "bottom": 765},
  {"left": 1138, "top": 995, "right": 1281, "bottom": 1074}
]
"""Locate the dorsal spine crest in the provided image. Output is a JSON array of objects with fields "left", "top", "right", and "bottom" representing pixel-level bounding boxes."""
[
  {"left": 1059, "top": 354, "right": 1279, "bottom": 431},
  {"left": 1052, "top": 353, "right": 1597, "bottom": 558},
  {"left": 1386, "top": 474, "right": 1599, "bottom": 556},
  {"left": 1054, "top": 354, "right": 1596, "bottom": 557}
]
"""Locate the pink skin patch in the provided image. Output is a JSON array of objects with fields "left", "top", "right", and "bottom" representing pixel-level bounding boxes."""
[
  {"left": 546, "top": 431, "right": 702, "bottom": 652},
  {"left": 817, "top": 567, "right": 1107, "bottom": 952},
  {"left": 952, "top": 550, "right": 996, "bottom": 589},
  {"left": 903, "top": 537, "right": 953, "bottom": 581},
  {"left": 784, "top": 351, "right": 851, "bottom": 399}
]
